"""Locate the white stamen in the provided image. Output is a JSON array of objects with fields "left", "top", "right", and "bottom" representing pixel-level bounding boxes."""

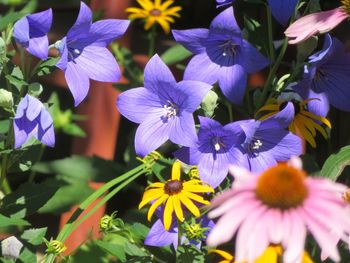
[
  {"left": 252, "top": 139, "right": 262, "bottom": 150},
  {"left": 214, "top": 143, "right": 221, "bottom": 151},
  {"left": 163, "top": 101, "right": 178, "bottom": 119},
  {"left": 73, "top": 49, "right": 80, "bottom": 55}
]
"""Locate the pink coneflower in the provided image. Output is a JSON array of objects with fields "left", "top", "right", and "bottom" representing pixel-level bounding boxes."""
[
  {"left": 207, "top": 157, "right": 350, "bottom": 263},
  {"left": 285, "top": 5, "right": 349, "bottom": 44}
]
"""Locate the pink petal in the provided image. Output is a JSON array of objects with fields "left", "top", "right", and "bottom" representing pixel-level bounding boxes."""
[
  {"left": 268, "top": 209, "right": 283, "bottom": 244},
  {"left": 285, "top": 8, "right": 348, "bottom": 44}
]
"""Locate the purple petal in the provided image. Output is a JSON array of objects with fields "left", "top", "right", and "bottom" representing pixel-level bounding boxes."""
[
  {"left": 308, "top": 34, "right": 333, "bottom": 66},
  {"left": 263, "top": 101, "right": 294, "bottom": 128},
  {"left": 172, "top": 29, "right": 208, "bottom": 54},
  {"left": 75, "top": 45, "right": 120, "bottom": 82},
  {"left": 237, "top": 40, "right": 270, "bottom": 73},
  {"left": 67, "top": 2, "right": 92, "bottom": 41},
  {"left": 169, "top": 112, "right": 197, "bottom": 147},
  {"left": 210, "top": 7, "right": 241, "bottom": 33},
  {"left": 176, "top": 80, "right": 212, "bottom": 112},
  {"left": 26, "top": 95, "right": 42, "bottom": 121},
  {"left": 38, "top": 110, "right": 55, "bottom": 147},
  {"left": 89, "top": 19, "right": 130, "bottom": 46},
  {"left": 117, "top": 88, "right": 163, "bottom": 124},
  {"left": 246, "top": 152, "right": 277, "bottom": 173},
  {"left": 135, "top": 116, "right": 171, "bottom": 157},
  {"left": 27, "top": 35, "right": 49, "bottom": 60},
  {"left": 145, "top": 219, "right": 178, "bottom": 248},
  {"left": 144, "top": 54, "right": 176, "bottom": 94},
  {"left": 198, "top": 116, "right": 222, "bottom": 130},
  {"left": 216, "top": 0, "right": 234, "bottom": 8},
  {"left": 65, "top": 62, "right": 90, "bottom": 106},
  {"left": 268, "top": 0, "right": 298, "bottom": 25},
  {"left": 173, "top": 146, "right": 201, "bottom": 165},
  {"left": 14, "top": 117, "right": 34, "bottom": 149},
  {"left": 218, "top": 65, "right": 247, "bottom": 104},
  {"left": 184, "top": 53, "right": 220, "bottom": 85},
  {"left": 198, "top": 152, "right": 229, "bottom": 188},
  {"left": 56, "top": 38, "right": 68, "bottom": 70},
  {"left": 27, "top": 8, "right": 52, "bottom": 37},
  {"left": 13, "top": 17, "right": 29, "bottom": 46}
]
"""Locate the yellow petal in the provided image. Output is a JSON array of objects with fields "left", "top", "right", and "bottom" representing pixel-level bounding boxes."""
[
  {"left": 163, "top": 197, "right": 174, "bottom": 230},
  {"left": 209, "top": 249, "right": 234, "bottom": 261},
  {"left": 183, "top": 181, "right": 214, "bottom": 193},
  {"left": 302, "top": 251, "right": 314, "bottom": 263},
  {"left": 160, "top": 0, "right": 175, "bottom": 10},
  {"left": 146, "top": 182, "right": 165, "bottom": 189},
  {"left": 257, "top": 104, "right": 280, "bottom": 112},
  {"left": 301, "top": 111, "right": 331, "bottom": 128},
  {"left": 297, "top": 115, "right": 316, "bottom": 137},
  {"left": 125, "top": 7, "right": 144, "bottom": 14},
  {"left": 128, "top": 13, "right": 148, "bottom": 19},
  {"left": 137, "top": 0, "right": 153, "bottom": 10},
  {"left": 147, "top": 194, "right": 168, "bottom": 221},
  {"left": 171, "top": 161, "right": 182, "bottom": 180},
  {"left": 178, "top": 192, "right": 200, "bottom": 217},
  {"left": 254, "top": 246, "right": 280, "bottom": 263},
  {"left": 144, "top": 17, "right": 157, "bottom": 30},
  {"left": 182, "top": 190, "right": 210, "bottom": 205},
  {"left": 139, "top": 188, "right": 164, "bottom": 209},
  {"left": 295, "top": 118, "right": 316, "bottom": 147},
  {"left": 172, "top": 195, "right": 184, "bottom": 222}
]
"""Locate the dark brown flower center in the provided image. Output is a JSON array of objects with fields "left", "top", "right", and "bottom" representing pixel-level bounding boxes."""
[
  {"left": 164, "top": 180, "right": 183, "bottom": 195},
  {"left": 255, "top": 164, "right": 308, "bottom": 209},
  {"left": 150, "top": 8, "right": 162, "bottom": 16}
]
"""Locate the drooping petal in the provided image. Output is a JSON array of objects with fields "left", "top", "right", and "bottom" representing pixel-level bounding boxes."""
[
  {"left": 64, "top": 62, "right": 90, "bottom": 106},
  {"left": 75, "top": 45, "right": 120, "bottom": 82},
  {"left": 184, "top": 53, "right": 221, "bottom": 85},
  {"left": 144, "top": 54, "right": 176, "bottom": 94},
  {"left": 217, "top": 65, "right": 247, "bottom": 105},
  {"left": 268, "top": 0, "right": 298, "bottom": 25},
  {"left": 67, "top": 2, "right": 92, "bottom": 41},
  {"left": 169, "top": 112, "right": 197, "bottom": 147},
  {"left": 117, "top": 88, "right": 163, "bottom": 124},
  {"left": 172, "top": 28, "right": 209, "bottom": 54},
  {"left": 135, "top": 115, "right": 172, "bottom": 157},
  {"left": 89, "top": 19, "right": 130, "bottom": 46}
]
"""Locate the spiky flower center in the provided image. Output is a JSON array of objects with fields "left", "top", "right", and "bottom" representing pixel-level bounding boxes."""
[
  {"left": 150, "top": 8, "right": 162, "bottom": 16},
  {"left": 164, "top": 180, "right": 183, "bottom": 195},
  {"left": 341, "top": 0, "right": 350, "bottom": 15},
  {"left": 255, "top": 164, "right": 308, "bottom": 209},
  {"left": 162, "top": 100, "right": 178, "bottom": 121}
]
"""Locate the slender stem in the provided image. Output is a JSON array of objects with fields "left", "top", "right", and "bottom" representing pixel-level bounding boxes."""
[
  {"left": 226, "top": 101, "right": 233, "bottom": 122},
  {"left": 257, "top": 37, "right": 289, "bottom": 109},
  {"left": 175, "top": 219, "right": 183, "bottom": 263},
  {"left": 28, "top": 145, "right": 46, "bottom": 183},
  {"left": 148, "top": 25, "right": 157, "bottom": 57},
  {"left": 266, "top": 5, "right": 275, "bottom": 62}
]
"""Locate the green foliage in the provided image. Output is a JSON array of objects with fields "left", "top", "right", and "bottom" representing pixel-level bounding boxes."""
[
  {"left": 21, "top": 228, "right": 47, "bottom": 246},
  {"left": 160, "top": 44, "right": 192, "bottom": 66},
  {"left": 320, "top": 146, "right": 350, "bottom": 181},
  {"left": 34, "top": 57, "right": 60, "bottom": 77},
  {"left": 0, "top": 214, "right": 29, "bottom": 227}
]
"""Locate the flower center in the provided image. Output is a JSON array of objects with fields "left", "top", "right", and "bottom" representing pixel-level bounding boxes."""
[
  {"left": 212, "top": 136, "right": 225, "bottom": 151},
  {"left": 162, "top": 100, "right": 178, "bottom": 121},
  {"left": 246, "top": 138, "right": 263, "bottom": 156},
  {"left": 220, "top": 40, "right": 238, "bottom": 57},
  {"left": 255, "top": 164, "right": 308, "bottom": 209},
  {"left": 150, "top": 8, "right": 162, "bottom": 16},
  {"left": 164, "top": 180, "right": 183, "bottom": 195}
]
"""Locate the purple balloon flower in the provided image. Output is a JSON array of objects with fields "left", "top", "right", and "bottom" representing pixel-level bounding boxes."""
[
  {"left": 56, "top": 2, "right": 130, "bottom": 106},
  {"left": 238, "top": 102, "right": 302, "bottom": 173},
  {"left": 174, "top": 117, "right": 245, "bottom": 188},
  {"left": 117, "top": 54, "right": 212, "bottom": 157},
  {"left": 172, "top": 7, "right": 269, "bottom": 104},
  {"left": 13, "top": 9, "right": 53, "bottom": 60},
  {"left": 268, "top": 0, "right": 298, "bottom": 25},
  {"left": 294, "top": 34, "right": 350, "bottom": 114},
  {"left": 14, "top": 95, "right": 55, "bottom": 149},
  {"left": 216, "top": 0, "right": 234, "bottom": 7},
  {"left": 145, "top": 217, "right": 214, "bottom": 249}
]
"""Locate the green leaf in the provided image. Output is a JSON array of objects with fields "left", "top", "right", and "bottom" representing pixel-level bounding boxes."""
[
  {"left": 0, "top": 182, "right": 59, "bottom": 218},
  {"left": 0, "top": 12, "right": 22, "bottom": 31},
  {"left": 5, "top": 67, "right": 26, "bottom": 92},
  {"left": 320, "top": 146, "right": 350, "bottom": 181},
  {"left": 62, "top": 123, "right": 86, "bottom": 137},
  {"left": 161, "top": 44, "right": 192, "bottom": 65},
  {"left": 34, "top": 57, "right": 59, "bottom": 77},
  {"left": 0, "top": 214, "right": 29, "bottom": 227},
  {"left": 177, "top": 245, "right": 205, "bottom": 263},
  {"left": 18, "top": 245, "right": 36, "bottom": 263},
  {"left": 124, "top": 242, "right": 148, "bottom": 257},
  {"left": 94, "top": 240, "right": 126, "bottom": 261},
  {"left": 128, "top": 223, "right": 149, "bottom": 241},
  {"left": 20, "top": 228, "right": 47, "bottom": 246}
]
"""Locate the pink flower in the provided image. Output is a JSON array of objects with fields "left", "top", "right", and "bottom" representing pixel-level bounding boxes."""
[
  {"left": 207, "top": 157, "right": 350, "bottom": 263},
  {"left": 285, "top": 8, "right": 348, "bottom": 44}
]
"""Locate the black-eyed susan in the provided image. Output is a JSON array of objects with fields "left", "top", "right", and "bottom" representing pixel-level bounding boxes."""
[
  {"left": 210, "top": 246, "right": 313, "bottom": 263},
  {"left": 126, "top": 0, "right": 182, "bottom": 33},
  {"left": 139, "top": 161, "right": 214, "bottom": 230},
  {"left": 258, "top": 99, "right": 331, "bottom": 148}
]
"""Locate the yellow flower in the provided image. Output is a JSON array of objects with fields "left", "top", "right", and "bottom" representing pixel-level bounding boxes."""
[
  {"left": 139, "top": 161, "right": 214, "bottom": 230},
  {"left": 258, "top": 99, "right": 331, "bottom": 148},
  {"left": 210, "top": 246, "right": 313, "bottom": 263},
  {"left": 126, "top": 0, "right": 182, "bottom": 33}
]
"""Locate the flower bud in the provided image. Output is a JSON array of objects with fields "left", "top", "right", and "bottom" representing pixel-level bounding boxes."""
[{"left": 0, "top": 89, "right": 14, "bottom": 109}]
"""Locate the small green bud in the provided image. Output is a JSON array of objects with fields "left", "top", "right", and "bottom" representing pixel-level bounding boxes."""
[
  {"left": 0, "top": 89, "right": 14, "bottom": 109},
  {"left": 99, "top": 214, "right": 114, "bottom": 232},
  {"left": 28, "top": 82, "right": 43, "bottom": 97},
  {"left": 201, "top": 90, "right": 218, "bottom": 117},
  {"left": 45, "top": 240, "right": 66, "bottom": 256}
]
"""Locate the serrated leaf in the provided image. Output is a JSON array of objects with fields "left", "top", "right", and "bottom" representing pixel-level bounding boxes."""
[
  {"left": 320, "top": 146, "right": 350, "bottom": 181},
  {"left": 94, "top": 240, "right": 126, "bottom": 261},
  {"left": 0, "top": 214, "right": 29, "bottom": 227},
  {"left": 161, "top": 44, "right": 192, "bottom": 65},
  {"left": 20, "top": 228, "right": 47, "bottom": 246},
  {"left": 0, "top": 182, "right": 59, "bottom": 218}
]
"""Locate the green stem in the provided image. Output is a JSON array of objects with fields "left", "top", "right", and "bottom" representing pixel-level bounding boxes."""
[
  {"left": 226, "top": 101, "right": 234, "bottom": 122},
  {"left": 266, "top": 5, "right": 275, "bottom": 62},
  {"left": 28, "top": 145, "right": 46, "bottom": 183},
  {"left": 175, "top": 219, "right": 183, "bottom": 263},
  {"left": 44, "top": 164, "right": 146, "bottom": 263},
  {"left": 148, "top": 25, "right": 157, "bottom": 57},
  {"left": 257, "top": 37, "right": 289, "bottom": 109}
]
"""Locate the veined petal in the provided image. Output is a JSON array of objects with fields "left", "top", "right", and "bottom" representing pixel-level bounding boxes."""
[
  {"left": 210, "top": 7, "right": 241, "bottom": 34},
  {"left": 65, "top": 62, "right": 90, "bottom": 106},
  {"left": 172, "top": 28, "right": 208, "bottom": 54},
  {"left": 169, "top": 112, "right": 197, "bottom": 148},
  {"left": 90, "top": 19, "right": 130, "bottom": 46},
  {"left": 144, "top": 219, "right": 177, "bottom": 247},
  {"left": 13, "top": 17, "right": 29, "bottom": 46},
  {"left": 173, "top": 146, "right": 201, "bottom": 166},
  {"left": 27, "top": 35, "right": 49, "bottom": 60},
  {"left": 75, "top": 46, "right": 120, "bottom": 82},
  {"left": 163, "top": 197, "right": 175, "bottom": 230},
  {"left": 198, "top": 153, "right": 230, "bottom": 188},
  {"left": 27, "top": 8, "right": 52, "bottom": 36},
  {"left": 147, "top": 194, "right": 168, "bottom": 221},
  {"left": 238, "top": 40, "right": 270, "bottom": 73},
  {"left": 67, "top": 2, "right": 92, "bottom": 41},
  {"left": 37, "top": 110, "right": 55, "bottom": 147}
]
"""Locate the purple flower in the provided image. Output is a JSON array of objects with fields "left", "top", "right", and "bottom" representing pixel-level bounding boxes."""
[
  {"left": 56, "top": 2, "right": 130, "bottom": 106},
  {"left": 294, "top": 34, "right": 350, "bottom": 113},
  {"left": 268, "top": 0, "right": 298, "bottom": 25},
  {"left": 172, "top": 7, "right": 269, "bottom": 104},
  {"left": 238, "top": 102, "right": 302, "bottom": 173},
  {"left": 145, "top": 217, "right": 214, "bottom": 249},
  {"left": 13, "top": 9, "right": 53, "bottom": 60},
  {"left": 117, "top": 54, "right": 212, "bottom": 157},
  {"left": 216, "top": 0, "right": 234, "bottom": 7},
  {"left": 174, "top": 117, "right": 245, "bottom": 188},
  {"left": 14, "top": 95, "right": 55, "bottom": 148}
]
